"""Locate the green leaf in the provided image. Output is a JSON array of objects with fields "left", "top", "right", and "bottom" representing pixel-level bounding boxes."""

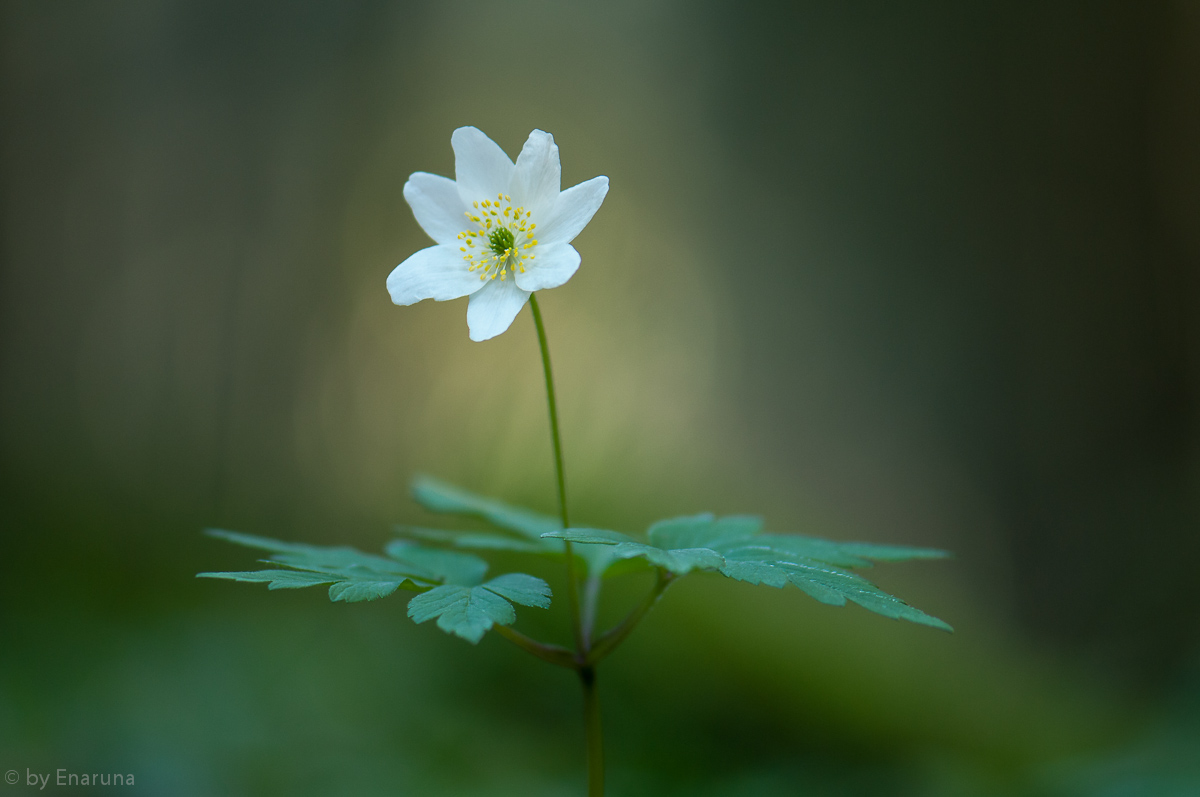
[
  {"left": 411, "top": 475, "right": 560, "bottom": 541},
  {"left": 545, "top": 527, "right": 724, "bottom": 576},
  {"left": 384, "top": 540, "right": 489, "bottom": 586},
  {"left": 396, "top": 526, "right": 552, "bottom": 555},
  {"left": 270, "top": 548, "right": 429, "bottom": 579},
  {"left": 744, "top": 536, "right": 949, "bottom": 569},
  {"left": 719, "top": 547, "right": 953, "bottom": 631},
  {"left": 546, "top": 528, "right": 631, "bottom": 545},
  {"left": 482, "top": 573, "right": 553, "bottom": 608},
  {"left": 832, "top": 541, "right": 951, "bottom": 563},
  {"left": 207, "top": 528, "right": 422, "bottom": 578},
  {"left": 407, "top": 574, "right": 553, "bottom": 643},
  {"left": 325, "top": 574, "right": 411, "bottom": 602},
  {"left": 631, "top": 545, "right": 723, "bottom": 574},
  {"left": 205, "top": 529, "right": 318, "bottom": 555},
  {"left": 408, "top": 477, "right": 616, "bottom": 576},
  {"left": 200, "top": 529, "right": 489, "bottom": 603},
  {"left": 197, "top": 566, "right": 415, "bottom": 602},
  {"left": 647, "top": 514, "right": 762, "bottom": 550},
  {"left": 546, "top": 514, "right": 952, "bottom": 630},
  {"left": 197, "top": 569, "right": 337, "bottom": 590}
]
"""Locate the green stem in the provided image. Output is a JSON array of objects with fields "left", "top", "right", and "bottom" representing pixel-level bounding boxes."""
[
  {"left": 528, "top": 293, "right": 586, "bottom": 653},
  {"left": 581, "top": 571, "right": 602, "bottom": 645},
  {"left": 529, "top": 292, "right": 603, "bottom": 797},
  {"left": 493, "top": 625, "right": 576, "bottom": 669},
  {"left": 580, "top": 666, "right": 604, "bottom": 797},
  {"left": 588, "top": 569, "right": 675, "bottom": 665}
]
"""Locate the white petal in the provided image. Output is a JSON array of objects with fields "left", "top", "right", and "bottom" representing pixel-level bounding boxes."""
[
  {"left": 511, "top": 130, "right": 560, "bottom": 219},
  {"left": 515, "top": 243, "right": 580, "bottom": 292},
  {"left": 536, "top": 176, "right": 609, "bottom": 245},
  {"left": 466, "top": 278, "right": 531, "bottom": 341},
  {"left": 404, "top": 172, "right": 468, "bottom": 245},
  {"left": 452, "top": 126, "right": 514, "bottom": 205},
  {"left": 387, "top": 245, "right": 483, "bottom": 305}
]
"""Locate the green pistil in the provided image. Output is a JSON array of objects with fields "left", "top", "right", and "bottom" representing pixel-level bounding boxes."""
[{"left": 488, "top": 227, "right": 515, "bottom": 256}]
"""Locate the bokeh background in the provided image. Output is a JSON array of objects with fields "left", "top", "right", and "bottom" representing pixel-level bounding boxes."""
[{"left": 3, "top": 1, "right": 1199, "bottom": 794}]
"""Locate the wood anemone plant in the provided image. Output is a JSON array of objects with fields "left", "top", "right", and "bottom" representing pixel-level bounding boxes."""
[{"left": 199, "top": 126, "right": 952, "bottom": 796}]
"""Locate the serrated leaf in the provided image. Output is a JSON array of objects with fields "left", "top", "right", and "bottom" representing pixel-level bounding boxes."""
[
  {"left": 198, "top": 569, "right": 338, "bottom": 590},
  {"left": 546, "top": 528, "right": 632, "bottom": 545},
  {"left": 647, "top": 514, "right": 763, "bottom": 550},
  {"left": 630, "top": 545, "right": 724, "bottom": 574},
  {"left": 833, "top": 541, "right": 950, "bottom": 562},
  {"left": 545, "top": 528, "right": 724, "bottom": 576},
  {"left": 407, "top": 477, "right": 616, "bottom": 576},
  {"left": 408, "top": 585, "right": 513, "bottom": 642},
  {"left": 546, "top": 514, "right": 951, "bottom": 630},
  {"left": 201, "top": 530, "right": 492, "bottom": 604},
  {"left": 411, "top": 475, "right": 560, "bottom": 541},
  {"left": 257, "top": 541, "right": 439, "bottom": 599},
  {"left": 270, "top": 548, "right": 429, "bottom": 578},
  {"left": 482, "top": 573, "right": 553, "bottom": 608},
  {"left": 719, "top": 547, "right": 952, "bottom": 631},
  {"left": 324, "top": 575, "right": 407, "bottom": 602},
  {"left": 740, "top": 536, "right": 948, "bottom": 569},
  {"left": 384, "top": 540, "right": 489, "bottom": 586},
  {"left": 398, "top": 526, "right": 548, "bottom": 554},
  {"left": 407, "top": 574, "right": 553, "bottom": 643},
  {"left": 196, "top": 567, "right": 414, "bottom": 602},
  {"left": 205, "top": 529, "right": 315, "bottom": 554},
  {"left": 207, "top": 528, "right": 427, "bottom": 579}
]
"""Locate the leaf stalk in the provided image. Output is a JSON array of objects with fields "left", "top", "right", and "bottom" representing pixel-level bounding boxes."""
[
  {"left": 493, "top": 625, "right": 577, "bottom": 668},
  {"left": 587, "top": 569, "right": 675, "bottom": 665}
]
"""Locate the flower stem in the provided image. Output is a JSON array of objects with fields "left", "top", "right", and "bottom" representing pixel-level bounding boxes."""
[
  {"left": 528, "top": 292, "right": 604, "bottom": 797},
  {"left": 528, "top": 293, "right": 585, "bottom": 652}
]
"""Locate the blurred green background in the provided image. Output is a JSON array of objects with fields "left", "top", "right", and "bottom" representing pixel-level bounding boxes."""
[{"left": 2, "top": 1, "right": 1199, "bottom": 794}]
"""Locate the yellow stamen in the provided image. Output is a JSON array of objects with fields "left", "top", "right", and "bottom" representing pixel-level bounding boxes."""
[{"left": 456, "top": 191, "right": 541, "bottom": 278}]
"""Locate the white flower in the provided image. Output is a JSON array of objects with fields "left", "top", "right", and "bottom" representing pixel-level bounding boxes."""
[{"left": 387, "top": 127, "right": 609, "bottom": 341}]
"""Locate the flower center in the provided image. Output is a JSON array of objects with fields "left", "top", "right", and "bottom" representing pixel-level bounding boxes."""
[
  {"left": 488, "top": 227, "right": 515, "bottom": 256},
  {"left": 456, "top": 193, "right": 539, "bottom": 281}
]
